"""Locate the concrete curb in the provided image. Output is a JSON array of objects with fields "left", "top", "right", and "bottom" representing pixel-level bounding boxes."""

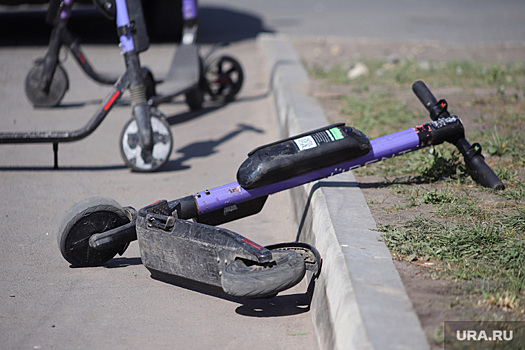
[{"left": 259, "top": 34, "right": 430, "bottom": 350}]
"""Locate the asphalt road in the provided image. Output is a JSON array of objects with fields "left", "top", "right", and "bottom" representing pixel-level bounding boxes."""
[
  {"left": 2, "top": 1, "right": 523, "bottom": 46},
  {"left": 0, "top": 36, "right": 318, "bottom": 350},
  {"left": 199, "top": 0, "right": 525, "bottom": 45}
]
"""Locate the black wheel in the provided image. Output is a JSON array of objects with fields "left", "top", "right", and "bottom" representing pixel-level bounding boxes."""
[
  {"left": 221, "top": 249, "right": 306, "bottom": 298},
  {"left": 120, "top": 110, "right": 173, "bottom": 172},
  {"left": 58, "top": 197, "right": 130, "bottom": 267},
  {"left": 205, "top": 55, "right": 244, "bottom": 103},
  {"left": 184, "top": 58, "right": 206, "bottom": 111},
  {"left": 25, "top": 61, "right": 69, "bottom": 108},
  {"left": 184, "top": 86, "right": 205, "bottom": 111}
]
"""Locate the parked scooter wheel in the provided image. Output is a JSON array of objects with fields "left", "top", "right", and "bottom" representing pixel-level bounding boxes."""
[
  {"left": 184, "top": 86, "right": 205, "bottom": 111},
  {"left": 120, "top": 110, "right": 173, "bottom": 172},
  {"left": 58, "top": 196, "right": 130, "bottom": 267},
  {"left": 221, "top": 249, "right": 306, "bottom": 298},
  {"left": 184, "top": 58, "right": 206, "bottom": 111},
  {"left": 25, "top": 61, "right": 69, "bottom": 108},
  {"left": 205, "top": 55, "right": 243, "bottom": 103}
]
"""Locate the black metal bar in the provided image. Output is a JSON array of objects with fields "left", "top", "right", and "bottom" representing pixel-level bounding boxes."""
[
  {"left": 64, "top": 31, "right": 118, "bottom": 85},
  {"left": 53, "top": 142, "right": 59, "bottom": 169},
  {"left": 0, "top": 71, "right": 130, "bottom": 145}
]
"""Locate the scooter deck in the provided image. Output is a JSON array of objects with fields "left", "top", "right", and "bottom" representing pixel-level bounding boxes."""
[
  {"left": 153, "top": 43, "right": 200, "bottom": 102},
  {"left": 133, "top": 200, "right": 321, "bottom": 298}
]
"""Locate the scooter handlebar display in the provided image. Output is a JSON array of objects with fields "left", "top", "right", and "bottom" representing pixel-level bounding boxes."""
[{"left": 412, "top": 80, "right": 504, "bottom": 190}]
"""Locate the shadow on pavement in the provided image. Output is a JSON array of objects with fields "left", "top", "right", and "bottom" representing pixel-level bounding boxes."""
[
  {"left": 150, "top": 268, "right": 316, "bottom": 318},
  {"left": 161, "top": 123, "right": 264, "bottom": 172}
]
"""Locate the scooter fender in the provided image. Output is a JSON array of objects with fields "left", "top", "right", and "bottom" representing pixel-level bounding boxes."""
[{"left": 136, "top": 213, "right": 272, "bottom": 289}]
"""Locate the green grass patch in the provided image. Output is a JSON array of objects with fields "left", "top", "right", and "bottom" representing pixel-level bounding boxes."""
[
  {"left": 381, "top": 215, "right": 525, "bottom": 305},
  {"left": 339, "top": 91, "right": 419, "bottom": 137}
]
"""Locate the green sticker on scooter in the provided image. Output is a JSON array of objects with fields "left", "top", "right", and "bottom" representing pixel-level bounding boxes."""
[{"left": 329, "top": 127, "right": 344, "bottom": 140}]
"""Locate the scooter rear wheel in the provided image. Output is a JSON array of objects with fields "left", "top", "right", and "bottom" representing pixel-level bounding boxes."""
[
  {"left": 25, "top": 61, "right": 69, "bottom": 108},
  {"left": 58, "top": 197, "right": 130, "bottom": 267},
  {"left": 205, "top": 55, "right": 244, "bottom": 103},
  {"left": 120, "top": 111, "right": 173, "bottom": 172},
  {"left": 184, "top": 87, "right": 205, "bottom": 111},
  {"left": 221, "top": 249, "right": 306, "bottom": 298}
]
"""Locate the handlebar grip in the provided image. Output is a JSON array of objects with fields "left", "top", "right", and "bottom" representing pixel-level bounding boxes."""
[
  {"left": 412, "top": 80, "right": 438, "bottom": 113},
  {"left": 456, "top": 139, "right": 505, "bottom": 190},
  {"left": 466, "top": 154, "right": 505, "bottom": 190}
]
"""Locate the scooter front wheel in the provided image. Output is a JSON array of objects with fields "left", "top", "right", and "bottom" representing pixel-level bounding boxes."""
[
  {"left": 25, "top": 61, "right": 69, "bottom": 108},
  {"left": 120, "top": 111, "right": 173, "bottom": 172},
  {"left": 221, "top": 249, "right": 306, "bottom": 298},
  {"left": 58, "top": 196, "right": 130, "bottom": 267}
]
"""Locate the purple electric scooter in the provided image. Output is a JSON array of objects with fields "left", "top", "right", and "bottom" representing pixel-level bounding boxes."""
[
  {"left": 3, "top": 0, "right": 169, "bottom": 172},
  {"left": 57, "top": 81, "right": 504, "bottom": 298},
  {"left": 2, "top": 0, "right": 244, "bottom": 172}
]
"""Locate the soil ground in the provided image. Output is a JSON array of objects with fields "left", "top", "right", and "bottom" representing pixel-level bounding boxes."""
[{"left": 290, "top": 36, "right": 525, "bottom": 348}]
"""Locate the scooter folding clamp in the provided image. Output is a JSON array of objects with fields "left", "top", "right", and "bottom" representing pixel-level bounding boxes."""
[{"left": 145, "top": 213, "right": 176, "bottom": 231}]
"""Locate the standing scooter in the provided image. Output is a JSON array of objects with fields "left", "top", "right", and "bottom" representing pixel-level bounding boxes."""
[
  {"left": 2, "top": 0, "right": 244, "bottom": 172},
  {"left": 57, "top": 81, "right": 504, "bottom": 299},
  {"left": 3, "top": 0, "right": 167, "bottom": 171},
  {"left": 145, "top": 0, "right": 244, "bottom": 110},
  {"left": 25, "top": 0, "right": 243, "bottom": 109},
  {"left": 25, "top": 0, "right": 119, "bottom": 108},
  {"left": 119, "top": 0, "right": 244, "bottom": 169}
]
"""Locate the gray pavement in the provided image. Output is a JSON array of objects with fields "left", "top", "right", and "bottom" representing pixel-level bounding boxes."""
[
  {"left": 0, "top": 41, "right": 319, "bottom": 349},
  {"left": 200, "top": 0, "right": 525, "bottom": 46}
]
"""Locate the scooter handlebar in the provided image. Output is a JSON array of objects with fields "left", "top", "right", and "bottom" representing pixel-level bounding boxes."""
[
  {"left": 455, "top": 139, "right": 505, "bottom": 190},
  {"left": 412, "top": 80, "right": 451, "bottom": 121},
  {"left": 468, "top": 152, "right": 505, "bottom": 190},
  {"left": 412, "top": 80, "right": 438, "bottom": 114},
  {"left": 412, "top": 80, "right": 505, "bottom": 190}
]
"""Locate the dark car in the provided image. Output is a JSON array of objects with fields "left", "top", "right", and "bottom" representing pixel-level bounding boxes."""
[{"left": 0, "top": 0, "right": 183, "bottom": 42}]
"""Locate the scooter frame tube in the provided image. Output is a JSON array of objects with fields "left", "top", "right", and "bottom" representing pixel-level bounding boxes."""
[
  {"left": 38, "top": 0, "right": 73, "bottom": 93},
  {"left": 115, "top": 0, "right": 135, "bottom": 54},
  {"left": 192, "top": 126, "right": 422, "bottom": 216}
]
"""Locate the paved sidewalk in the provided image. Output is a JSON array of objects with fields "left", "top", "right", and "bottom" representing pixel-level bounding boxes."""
[{"left": 0, "top": 40, "right": 318, "bottom": 350}]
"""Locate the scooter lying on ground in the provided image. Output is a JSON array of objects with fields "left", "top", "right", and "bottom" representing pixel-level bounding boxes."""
[
  {"left": 58, "top": 81, "right": 504, "bottom": 298},
  {"left": 3, "top": 0, "right": 243, "bottom": 172}
]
